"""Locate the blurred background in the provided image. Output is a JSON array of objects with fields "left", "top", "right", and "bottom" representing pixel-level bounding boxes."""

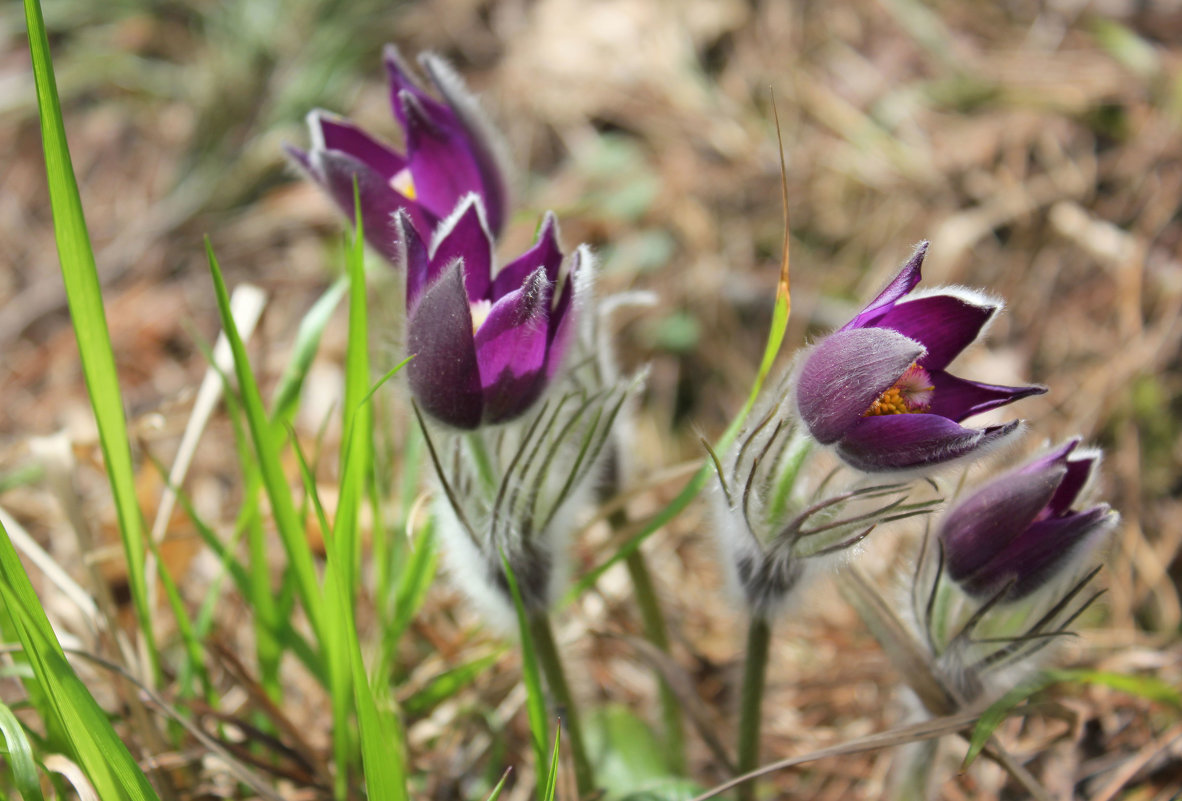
[{"left": 2, "top": 0, "right": 1180, "bottom": 797}]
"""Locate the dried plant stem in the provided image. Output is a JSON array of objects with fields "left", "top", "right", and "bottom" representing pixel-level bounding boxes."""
[
  {"left": 622, "top": 536, "right": 686, "bottom": 773},
  {"left": 737, "top": 614, "right": 772, "bottom": 801},
  {"left": 528, "top": 611, "right": 595, "bottom": 797}
]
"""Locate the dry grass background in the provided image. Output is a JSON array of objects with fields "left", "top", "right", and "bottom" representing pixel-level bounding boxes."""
[{"left": 1, "top": 0, "right": 1180, "bottom": 798}]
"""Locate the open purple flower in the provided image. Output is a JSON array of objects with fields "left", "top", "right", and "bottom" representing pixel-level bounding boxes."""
[
  {"left": 795, "top": 241, "right": 1045, "bottom": 472},
  {"left": 398, "top": 195, "right": 579, "bottom": 429},
  {"left": 287, "top": 46, "right": 511, "bottom": 263},
  {"left": 940, "top": 439, "right": 1117, "bottom": 599}
]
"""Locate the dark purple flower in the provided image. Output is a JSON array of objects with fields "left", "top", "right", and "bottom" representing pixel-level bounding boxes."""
[
  {"left": 940, "top": 439, "right": 1117, "bottom": 599},
  {"left": 795, "top": 242, "right": 1045, "bottom": 472},
  {"left": 287, "top": 46, "right": 511, "bottom": 263},
  {"left": 398, "top": 195, "right": 579, "bottom": 429}
]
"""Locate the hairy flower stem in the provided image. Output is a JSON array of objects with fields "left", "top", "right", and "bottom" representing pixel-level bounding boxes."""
[
  {"left": 737, "top": 614, "right": 771, "bottom": 801},
  {"left": 620, "top": 524, "right": 686, "bottom": 773},
  {"left": 528, "top": 611, "right": 595, "bottom": 797}
]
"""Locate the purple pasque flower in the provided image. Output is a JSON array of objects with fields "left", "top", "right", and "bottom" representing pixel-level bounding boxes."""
[
  {"left": 398, "top": 195, "right": 579, "bottom": 429},
  {"left": 940, "top": 439, "right": 1117, "bottom": 599},
  {"left": 795, "top": 241, "right": 1045, "bottom": 472},
  {"left": 287, "top": 45, "right": 511, "bottom": 263}
]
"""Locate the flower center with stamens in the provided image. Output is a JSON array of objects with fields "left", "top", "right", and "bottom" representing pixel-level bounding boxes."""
[
  {"left": 470, "top": 299, "right": 492, "bottom": 334},
  {"left": 390, "top": 168, "right": 417, "bottom": 200},
  {"left": 864, "top": 363, "right": 934, "bottom": 416}
]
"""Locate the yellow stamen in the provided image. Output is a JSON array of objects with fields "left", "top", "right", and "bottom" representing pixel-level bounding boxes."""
[
  {"left": 391, "top": 168, "right": 417, "bottom": 200},
  {"left": 864, "top": 363, "right": 935, "bottom": 416}
]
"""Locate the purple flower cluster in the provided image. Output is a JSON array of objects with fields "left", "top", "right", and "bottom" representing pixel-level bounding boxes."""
[
  {"left": 290, "top": 48, "right": 1116, "bottom": 615},
  {"left": 790, "top": 242, "right": 1114, "bottom": 603},
  {"left": 289, "top": 47, "right": 578, "bottom": 429}
]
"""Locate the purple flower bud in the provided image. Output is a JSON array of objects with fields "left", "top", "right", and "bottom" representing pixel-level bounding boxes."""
[
  {"left": 287, "top": 46, "right": 511, "bottom": 262},
  {"left": 940, "top": 439, "right": 1117, "bottom": 599},
  {"left": 400, "top": 196, "right": 577, "bottom": 429},
  {"left": 795, "top": 242, "right": 1045, "bottom": 472}
]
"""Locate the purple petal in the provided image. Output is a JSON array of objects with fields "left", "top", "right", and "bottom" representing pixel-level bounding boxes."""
[
  {"left": 421, "top": 53, "right": 512, "bottom": 236},
  {"left": 1019, "top": 438, "right": 1079, "bottom": 477},
  {"left": 926, "top": 372, "right": 1046, "bottom": 422},
  {"left": 406, "top": 261, "right": 483, "bottom": 429},
  {"left": 493, "top": 212, "right": 563, "bottom": 298},
  {"left": 963, "top": 505, "right": 1115, "bottom": 599},
  {"left": 940, "top": 463, "right": 1068, "bottom": 585},
  {"left": 400, "top": 89, "right": 486, "bottom": 222},
  {"left": 305, "top": 149, "right": 404, "bottom": 264},
  {"left": 431, "top": 197, "right": 494, "bottom": 302},
  {"left": 835, "top": 415, "right": 1021, "bottom": 472},
  {"left": 311, "top": 112, "right": 406, "bottom": 180},
  {"left": 841, "top": 242, "right": 927, "bottom": 331},
  {"left": 383, "top": 44, "right": 449, "bottom": 127},
  {"left": 545, "top": 245, "right": 586, "bottom": 379},
  {"left": 796, "top": 328, "right": 925, "bottom": 445},
  {"left": 473, "top": 267, "right": 553, "bottom": 424},
  {"left": 1048, "top": 450, "right": 1098, "bottom": 517},
  {"left": 873, "top": 293, "right": 997, "bottom": 370},
  {"left": 397, "top": 212, "right": 433, "bottom": 313}
]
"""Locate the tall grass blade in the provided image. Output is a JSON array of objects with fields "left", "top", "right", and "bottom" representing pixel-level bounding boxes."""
[
  {"left": 0, "top": 700, "right": 46, "bottom": 801},
  {"left": 0, "top": 518, "right": 160, "bottom": 801},
  {"left": 22, "top": 0, "right": 156, "bottom": 674},
  {"left": 403, "top": 650, "right": 505, "bottom": 717},
  {"left": 542, "top": 727, "right": 561, "bottom": 801},
  {"left": 205, "top": 238, "right": 327, "bottom": 644},
  {"left": 337, "top": 191, "right": 373, "bottom": 600},
  {"left": 270, "top": 277, "right": 349, "bottom": 426},
  {"left": 291, "top": 426, "right": 409, "bottom": 801},
  {"left": 483, "top": 768, "right": 512, "bottom": 801}
]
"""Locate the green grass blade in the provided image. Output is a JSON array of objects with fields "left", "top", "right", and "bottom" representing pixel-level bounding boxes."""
[
  {"left": 291, "top": 429, "right": 408, "bottom": 801},
  {"left": 0, "top": 700, "right": 46, "bottom": 801},
  {"left": 23, "top": 0, "right": 156, "bottom": 674},
  {"left": 205, "top": 239, "right": 326, "bottom": 643},
  {"left": 172, "top": 466, "right": 319, "bottom": 681},
  {"left": 0, "top": 572, "right": 63, "bottom": 751},
  {"left": 346, "top": 625, "right": 409, "bottom": 801},
  {"left": 191, "top": 329, "right": 291, "bottom": 695},
  {"left": 483, "top": 767, "right": 512, "bottom": 801},
  {"left": 403, "top": 650, "right": 505, "bottom": 717},
  {"left": 501, "top": 554, "right": 550, "bottom": 798},
  {"left": 542, "top": 727, "right": 562, "bottom": 801},
  {"left": 1051, "top": 667, "right": 1182, "bottom": 706},
  {"left": 964, "top": 667, "right": 1182, "bottom": 769},
  {"left": 287, "top": 431, "right": 353, "bottom": 800},
  {"left": 336, "top": 193, "right": 372, "bottom": 602},
  {"left": 387, "top": 523, "right": 438, "bottom": 651},
  {"left": 146, "top": 534, "right": 211, "bottom": 702},
  {"left": 0, "top": 518, "right": 160, "bottom": 801},
  {"left": 270, "top": 277, "right": 349, "bottom": 426}
]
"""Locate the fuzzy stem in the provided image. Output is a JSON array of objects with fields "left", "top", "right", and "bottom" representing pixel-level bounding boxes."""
[
  {"left": 528, "top": 611, "right": 595, "bottom": 797},
  {"left": 737, "top": 614, "right": 772, "bottom": 801},
  {"left": 622, "top": 535, "right": 686, "bottom": 773}
]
